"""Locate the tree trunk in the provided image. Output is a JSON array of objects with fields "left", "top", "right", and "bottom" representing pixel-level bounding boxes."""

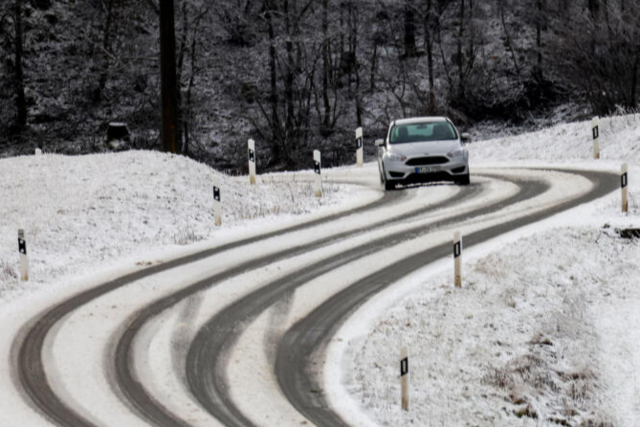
[
  {"left": 96, "top": 0, "right": 113, "bottom": 103},
  {"left": 630, "top": 53, "right": 639, "bottom": 108},
  {"left": 457, "top": 0, "right": 465, "bottom": 99},
  {"left": 404, "top": 1, "right": 417, "bottom": 58},
  {"left": 352, "top": 3, "right": 362, "bottom": 126},
  {"left": 283, "top": 0, "right": 295, "bottom": 146},
  {"left": 175, "top": 1, "right": 189, "bottom": 154},
  {"left": 14, "top": 0, "right": 27, "bottom": 129},
  {"left": 322, "top": 0, "right": 330, "bottom": 131},
  {"left": 499, "top": 0, "right": 520, "bottom": 78},
  {"left": 265, "top": 0, "right": 281, "bottom": 159},
  {"left": 535, "top": 0, "right": 543, "bottom": 81},
  {"left": 424, "top": 0, "right": 435, "bottom": 113},
  {"left": 160, "top": 0, "right": 179, "bottom": 153}
]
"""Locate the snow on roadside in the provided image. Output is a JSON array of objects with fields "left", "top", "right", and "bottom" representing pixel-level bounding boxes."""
[
  {"left": 342, "top": 225, "right": 640, "bottom": 426},
  {"left": 470, "top": 113, "right": 640, "bottom": 164},
  {"left": 0, "top": 150, "right": 370, "bottom": 304}
]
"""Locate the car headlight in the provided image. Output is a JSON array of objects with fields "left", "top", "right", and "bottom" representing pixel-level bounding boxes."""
[
  {"left": 448, "top": 148, "right": 468, "bottom": 159},
  {"left": 384, "top": 152, "right": 407, "bottom": 162}
]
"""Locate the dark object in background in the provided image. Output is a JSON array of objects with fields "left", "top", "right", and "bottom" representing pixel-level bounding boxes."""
[{"left": 106, "top": 122, "right": 131, "bottom": 151}]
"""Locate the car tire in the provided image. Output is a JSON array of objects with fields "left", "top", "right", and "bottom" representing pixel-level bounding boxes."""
[
  {"left": 384, "top": 179, "right": 397, "bottom": 191},
  {"left": 457, "top": 174, "right": 471, "bottom": 186}
]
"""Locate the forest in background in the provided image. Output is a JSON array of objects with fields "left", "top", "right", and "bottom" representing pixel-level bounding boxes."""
[{"left": 1, "top": 0, "right": 639, "bottom": 171}]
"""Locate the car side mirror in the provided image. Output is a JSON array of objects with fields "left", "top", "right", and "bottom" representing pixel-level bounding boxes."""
[
  {"left": 461, "top": 133, "right": 471, "bottom": 143},
  {"left": 375, "top": 139, "right": 385, "bottom": 147}
]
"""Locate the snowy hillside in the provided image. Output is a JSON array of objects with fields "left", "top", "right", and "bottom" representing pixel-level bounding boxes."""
[
  {"left": 0, "top": 151, "right": 370, "bottom": 303},
  {"left": 471, "top": 113, "right": 640, "bottom": 163}
]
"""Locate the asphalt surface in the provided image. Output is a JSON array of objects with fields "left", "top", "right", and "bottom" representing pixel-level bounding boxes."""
[{"left": 12, "top": 169, "right": 618, "bottom": 427}]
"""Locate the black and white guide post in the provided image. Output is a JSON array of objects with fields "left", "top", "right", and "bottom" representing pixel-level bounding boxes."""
[
  {"left": 314, "top": 150, "right": 322, "bottom": 198},
  {"left": 18, "top": 229, "right": 29, "bottom": 281},
  {"left": 592, "top": 117, "right": 600, "bottom": 159},
  {"left": 355, "top": 127, "right": 363, "bottom": 167},
  {"left": 248, "top": 139, "right": 256, "bottom": 185},
  {"left": 622, "top": 163, "right": 628, "bottom": 213},
  {"left": 213, "top": 181, "right": 222, "bottom": 226},
  {"left": 400, "top": 346, "right": 409, "bottom": 411},
  {"left": 454, "top": 231, "right": 462, "bottom": 287}
]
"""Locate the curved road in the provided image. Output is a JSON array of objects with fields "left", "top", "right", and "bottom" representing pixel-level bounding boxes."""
[
  {"left": 116, "top": 177, "right": 484, "bottom": 426},
  {"left": 185, "top": 172, "right": 546, "bottom": 427},
  {"left": 276, "top": 169, "right": 617, "bottom": 427}
]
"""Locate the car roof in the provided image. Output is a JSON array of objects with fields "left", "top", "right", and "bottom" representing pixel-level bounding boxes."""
[{"left": 393, "top": 117, "right": 449, "bottom": 125}]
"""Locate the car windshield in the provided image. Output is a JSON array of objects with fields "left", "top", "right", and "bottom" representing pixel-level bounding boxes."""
[{"left": 389, "top": 121, "right": 458, "bottom": 144}]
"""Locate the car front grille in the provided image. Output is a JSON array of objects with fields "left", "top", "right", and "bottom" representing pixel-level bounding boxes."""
[{"left": 405, "top": 156, "right": 449, "bottom": 166}]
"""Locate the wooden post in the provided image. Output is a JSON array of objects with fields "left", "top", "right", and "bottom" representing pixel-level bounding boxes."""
[
  {"left": 314, "top": 150, "right": 322, "bottom": 198},
  {"left": 160, "top": 0, "right": 179, "bottom": 154},
  {"left": 213, "top": 180, "right": 222, "bottom": 226},
  {"left": 400, "top": 347, "right": 409, "bottom": 411},
  {"left": 18, "top": 229, "right": 29, "bottom": 281},
  {"left": 592, "top": 117, "right": 600, "bottom": 159},
  {"left": 355, "top": 127, "right": 364, "bottom": 167},
  {"left": 248, "top": 139, "right": 256, "bottom": 185},
  {"left": 454, "top": 231, "right": 462, "bottom": 287},
  {"left": 622, "top": 163, "right": 628, "bottom": 213}
]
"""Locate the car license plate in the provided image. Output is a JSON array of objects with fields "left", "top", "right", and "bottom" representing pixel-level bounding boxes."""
[{"left": 416, "top": 167, "right": 437, "bottom": 174}]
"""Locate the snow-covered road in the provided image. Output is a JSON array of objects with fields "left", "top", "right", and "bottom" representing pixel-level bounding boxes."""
[
  {"left": 2, "top": 114, "right": 638, "bottom": 427},
  {"left": 6, "top": 164, "right": 618, "bottom": 427}
]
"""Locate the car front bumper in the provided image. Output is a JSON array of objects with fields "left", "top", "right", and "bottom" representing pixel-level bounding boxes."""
[{"left": 381, "top": 156, "right": 469, "bottom": 184}]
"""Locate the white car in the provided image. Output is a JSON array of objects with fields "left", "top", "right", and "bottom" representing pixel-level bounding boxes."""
[{"left": 376, "top": 117, "right": 470, "bottom": 190}]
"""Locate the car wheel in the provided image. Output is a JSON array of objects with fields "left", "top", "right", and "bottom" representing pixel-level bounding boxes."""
[
  {"left": 458, "top": 174, "right": 471, "bottom": 186},
  {"left": 384, "top": 180, "right": 396, "bottom": 191}
]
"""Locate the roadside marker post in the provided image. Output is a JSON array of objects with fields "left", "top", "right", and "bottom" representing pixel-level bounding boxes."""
[
  {"left": 592, "top": 117, "right": 600, "bottom": 159},
  {"left": 314, "top": 150, "right": 322, "bottom": 198},
  {"left": 355, "top": 127, "right": 364, "bottom": 167},
  {"left": 35, "top": 148, "right": 42, "bottom": 156},
  {"left": 248, "top": 139, "right": 256, "bottom": 185},
  {"left": 213, "top": 181, "right": 222, "bottom": 226},
  {"left": 400, "top": 347, "right": 409, "bottom": 411},
  {"left": 18, "top": 229, "right": 29, "bottom": 281},
  {"left": 454, "top": 231, "right": 462, "bottom": 287},
  {"left": 622, "top": 163, "right": 628, "bottom": 213}
]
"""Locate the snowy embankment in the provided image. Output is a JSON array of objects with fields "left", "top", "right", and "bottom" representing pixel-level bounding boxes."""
[
  {"left": 0, "top": 151, "right": 374, "bottom": 304},
  {"left": 333, "top": 114, "right": 640, "bottom": 426}
]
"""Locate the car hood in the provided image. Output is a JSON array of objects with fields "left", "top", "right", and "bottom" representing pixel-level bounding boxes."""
[{"left": 388, "top": 140, "right": 461, "bottom": 156}]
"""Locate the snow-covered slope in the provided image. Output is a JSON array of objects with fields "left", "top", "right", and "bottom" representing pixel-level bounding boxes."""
[
  {"left": 471, "top": 113, "right": 640, "bottom": 163},
  {"left": 0, "top": 151, "right": 370, "bottom": 303}
]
